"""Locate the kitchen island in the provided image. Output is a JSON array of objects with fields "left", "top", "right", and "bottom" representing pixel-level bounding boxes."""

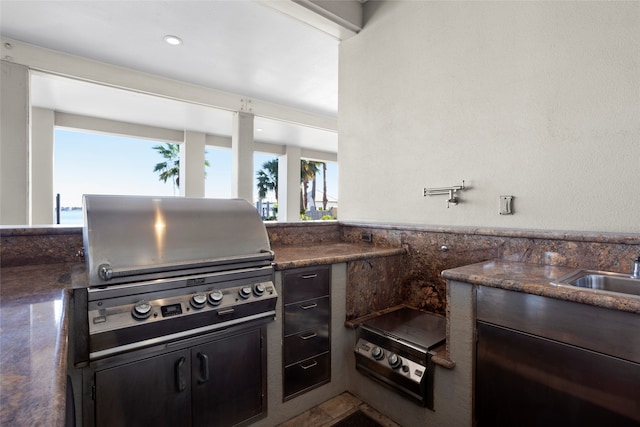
[
  {"left": 3, "top": 228, "right": 638, "bottom": 426},
  {"left": 0, "top": 242, "right": 404, "bottom": 427}
]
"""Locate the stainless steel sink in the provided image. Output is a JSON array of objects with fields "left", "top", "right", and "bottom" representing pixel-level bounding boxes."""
[{"left": 552, "top": 269, "right": 640, "bottom": 298}]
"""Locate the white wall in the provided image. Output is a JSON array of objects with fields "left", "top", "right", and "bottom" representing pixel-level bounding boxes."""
[
  {"left": 1, "top": 61, "right": 29, "bottom": 224},
  {"left": 31, "top": 107, "right": 55, "bottom": 224},
  {"left": 339, "top": 1, "right": 640, "bottom": 233}
]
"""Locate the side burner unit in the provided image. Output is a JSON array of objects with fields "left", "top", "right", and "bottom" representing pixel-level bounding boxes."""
[{"left": 354, "top": 307, "right": 446, "bottom": 408}]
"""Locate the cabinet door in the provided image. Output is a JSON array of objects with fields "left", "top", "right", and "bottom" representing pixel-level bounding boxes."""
[
  {"left": 94, "top": 349, "right": 191, "bottom": 427},
  {"left": 191, "top": 328, "right": 264, "bottom": 427},
  {"left": 476, "top": 322, "right": 640, "bottom": 426}
]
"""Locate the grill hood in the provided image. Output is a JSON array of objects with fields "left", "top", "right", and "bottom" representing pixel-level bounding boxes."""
[{"left": 83, "top": 195, "right": 273, "bottom": 286}]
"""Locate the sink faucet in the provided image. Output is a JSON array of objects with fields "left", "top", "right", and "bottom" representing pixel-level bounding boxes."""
[{"left": 632, "top": 256, "right": 640, "bottom": 279}]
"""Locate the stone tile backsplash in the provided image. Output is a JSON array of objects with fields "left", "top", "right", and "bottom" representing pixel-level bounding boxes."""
[
  {"left": 3, "top": 222, "right": 638, "bottom": 316},
  {"left": 340, "top": 223, "right": 640, "bottom": 314}
]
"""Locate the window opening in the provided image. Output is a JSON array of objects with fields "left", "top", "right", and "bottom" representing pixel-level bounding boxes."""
[
  {"left": 301, "top": 160, "right": 338, "bottom": 220},
  {"left": 205, "top": 146, "right": 232, "bottom": 199},
  {"left": 255, "top": 152, "right": 278, "bottom": 220},
  {"left": 54, "top": 128, "right": 177, "bottom": 224}
]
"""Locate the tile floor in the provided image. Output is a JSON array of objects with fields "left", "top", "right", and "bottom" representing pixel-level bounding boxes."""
[{"left": 277, "top": 392, "right": 401, "bottom": 427}]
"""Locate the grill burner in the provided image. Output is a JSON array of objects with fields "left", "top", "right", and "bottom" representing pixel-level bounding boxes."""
[{"left": 354, "top": 307, "right": 445, "bottom": 408}]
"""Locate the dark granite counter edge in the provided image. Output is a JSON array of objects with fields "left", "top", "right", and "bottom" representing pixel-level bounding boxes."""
[
  {"left": 0, "top": 225, "right": 82, "bottom": 236},
  {"left": 341, "top": 221, "right": 640, "bottom": 244},
  {"left": 272, "top": 247, "right": 407, "bottom": 270},
  {"left": 52, "top": 291, "right": 70, "bottom": 427},
  {"left": 265, "top": 220, "right": 338, "bottom": 228},
  {"left": 5, "top": 222, "right": 638, "bottom": 244},
  {"left": 442, "top": 262, "right": 640, "bottom": 315}
]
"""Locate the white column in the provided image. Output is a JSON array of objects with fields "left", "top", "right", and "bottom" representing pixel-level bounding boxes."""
[
  {"left": 231, "top": 112, "right": 254, "bottom": 202},
  {"left": 180, "top": 131, "right": 206, "bottom": 197},
  {"left": 1, "top": 61, "right": 29, "bottom": 225},
  {"left": 278, "top": 145, "right": 301, "bottom": 222},
  {"left": 31, "top": 107, "right": 55, "bottom": 224}
]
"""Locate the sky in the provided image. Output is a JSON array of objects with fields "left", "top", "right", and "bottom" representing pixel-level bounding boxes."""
[{"left": 53, "top": 128, "right": 338, "bottom": 208}]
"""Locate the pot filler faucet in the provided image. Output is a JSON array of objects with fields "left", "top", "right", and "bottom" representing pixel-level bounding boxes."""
[{"left": 632, "top": 256, "right": 640, "bottom": 279}]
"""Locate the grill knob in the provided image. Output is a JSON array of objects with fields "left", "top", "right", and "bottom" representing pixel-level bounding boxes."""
[
  {"left": 132, "top": 301, "right": 152, "bottom": 319},
  {"left": 371, "top": 346, "right": 384, "bottom": 361},
  {"left": 239, "top": 286, "right": 252, "bottom": 299},
  {"left": 388, "top": 353, "right": 402, "bottom": 369},
  {"left": 253, "top": 283, "right": 265, "bottom": 297},
  {"left": 190, "top": 293, "right": 207, "bottom": 309},
  {"left": 208, "top": 290, "right": 223, "bottom": 306}
]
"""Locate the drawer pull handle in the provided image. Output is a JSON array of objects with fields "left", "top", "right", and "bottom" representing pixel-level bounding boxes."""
[
  {"left": 217, "top": 308, "right": 235, "bottom": 316},
  {"left": 300, "top": 303, "right": 318, "bottom": 310},
  {"left": 300, "top": 332, "right": 317, "bottom": 340},
  {"left": 301, "top": 274, "right": 318, "bottom": 279},
  {"left": 300, "top": 360, "right": 318, "bottom": 370}
]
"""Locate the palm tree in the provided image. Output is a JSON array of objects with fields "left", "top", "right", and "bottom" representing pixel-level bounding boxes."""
[
  {"left": 307, "top": 161, "right": 327, "bottom": 211},
  {"left": 256, "top": 159, "right": 328, "bottom": 213},
  {"left": 152, "top": 143, "right": 209, "bottom": 193},
  {"left": 300, "top": 160, "right": 320, "bottom": 211},
  {"left": 256, "top": 159, "right": 278, "bottom": 199}
]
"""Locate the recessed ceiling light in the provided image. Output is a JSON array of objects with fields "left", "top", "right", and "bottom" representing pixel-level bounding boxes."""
[
  {"left": 163, "top": 35, "right": 182, "bottom": 46},
  {"left": 256, "top": 128, "right": 263, "bottom": 132}
]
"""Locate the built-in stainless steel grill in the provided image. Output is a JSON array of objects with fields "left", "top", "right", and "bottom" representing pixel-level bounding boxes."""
[
  {"left": 354, "top": 307, "right": 445, "bottom": 408},
  {"left": 71, "top": 195, "right": 277, "bottom": 427},
  {"left": 79, "top": 195, "right": 277, "bottom": 360},
  {"left": 83, "top": 195, "right": 274, "bottom": 286}
]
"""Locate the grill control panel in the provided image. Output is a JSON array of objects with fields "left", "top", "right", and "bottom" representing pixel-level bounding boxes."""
[
  {"left": 85, "top": 266, "right": 278, "bottom": 361},
  {"left": 88, "top": 280, "right": 276, "bottom": 337},
  {"left": 355, "top": 338, "right": 425, "bottom": 384}
]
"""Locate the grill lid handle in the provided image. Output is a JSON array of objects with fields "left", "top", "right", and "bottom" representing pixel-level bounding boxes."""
[{"left": 94, "top": 251, "right": 274, "bottom": 282}]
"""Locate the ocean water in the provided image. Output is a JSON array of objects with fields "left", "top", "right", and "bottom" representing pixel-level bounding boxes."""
[{"left": 58, "top": 209, "right": 83, "bottom": 225}]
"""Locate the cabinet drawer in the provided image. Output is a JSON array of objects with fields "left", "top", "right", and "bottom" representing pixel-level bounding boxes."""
[
  {"left": 283, "top": 352, "right": 330, "bottom": 399},
  {"left": 283, "top": 296, "right": 329, "bottom": 336},
  {"left": 283, "top": 266, "right": 330, "bottom": 303},
  {"left": 283, "top": 326, "right": 329, "bottom": 365}
]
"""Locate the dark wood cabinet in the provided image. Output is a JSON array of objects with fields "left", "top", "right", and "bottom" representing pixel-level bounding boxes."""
[
  {"left": 475, "top": 287, "right": 640, "bottom": 426},
  {"left": 190, "top": 328, "right": 264, "bottom": 427},
  {"left": 95, "top": 348, "right": 191, "bottom": 427},
  {"left": 87, "top": 326, "right": 266, "bottom": 427},
  {"left": 282, "top": 266, "right": 331, "bottom": 400}
]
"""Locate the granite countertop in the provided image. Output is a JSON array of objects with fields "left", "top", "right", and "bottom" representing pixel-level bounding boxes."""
[
  {"left": 442, "top": 259, "right": 640, "bottom": 314},
  {"left": 271, "top": 242, "right": 407, "bottom": 270},
  {"left": 0, "top": 262, "right": 84, "bottom": 427},
  {"left": 9, "top": 251, "right": 637, "bottom": 426},
  {"left": 0, "top": 242, "right": 405, "bottom": 427}
]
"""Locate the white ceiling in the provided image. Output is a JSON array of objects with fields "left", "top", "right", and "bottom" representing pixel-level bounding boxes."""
[{"left": 0, "top": 0, "right": 339, "bottom": 152}]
